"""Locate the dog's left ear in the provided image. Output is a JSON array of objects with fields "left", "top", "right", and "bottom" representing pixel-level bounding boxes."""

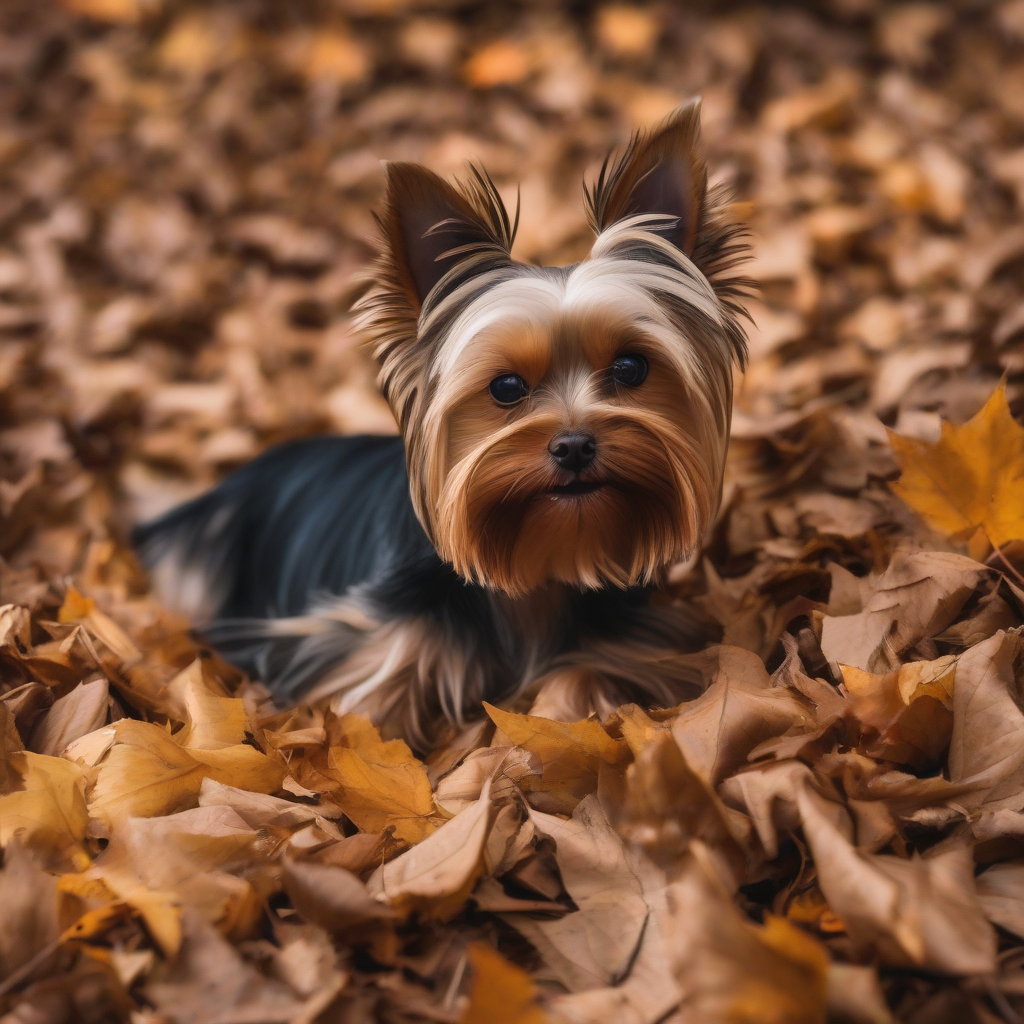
[{"left": 587, "top": 98, "right": 707, "bottom": 256}]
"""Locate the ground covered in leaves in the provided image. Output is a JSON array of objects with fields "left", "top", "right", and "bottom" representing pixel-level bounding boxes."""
[{"left": 6, "top": 0, "right": 1024, "bottom": 1021}]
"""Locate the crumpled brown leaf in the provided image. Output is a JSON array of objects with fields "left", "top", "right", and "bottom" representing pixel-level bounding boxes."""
[
  {"left": 820, "top": 551, "right": 990, "bottom": 673},
  {"left": 509, "top": 795, "right": 649, "bottom": 993},
  {"left": 367, "top": 777, "right": 494, "bottom": 921},
  {"left": 666, "top": 843, "right": 829, "bottom": 1024},
  {"left": 671, "top": 646, "right": 817, "bottom": 785}
]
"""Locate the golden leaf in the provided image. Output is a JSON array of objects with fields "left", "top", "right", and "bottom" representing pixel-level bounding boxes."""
[
  {"left": 172, "top": 660, "right": 250, "bottom": 750},
  {"left": 594, "top": 6, "right": 662, "bottom": 59},
  {"left": 483, "top": 703, "right": 628, "bottom": 810},
  {"left": 0, "top": 751, "right": 91, "bottom": 867},
  {"left": 889, "top": 383, "right": 1024, "bottom": 548},
  {"left": 88, "top": 720, "right": 286, "bottom": 828},
  {"left": 60, "top": 902, "right": 134, "bottom": 943},
  {"left": 304, "top": 31, "right": 371, "bottom": 85},
  {"left": 324, "top": 714, "right": 441, "bottom": 845},
  {"left": 841, "top": 657, "right": 956, "bottom": 769},
  {"left": 460, "top": 943, "right": 549, "bottom": 1024},
  {"left": 58, "top": 585, "right": 141, "bottom": 667}
]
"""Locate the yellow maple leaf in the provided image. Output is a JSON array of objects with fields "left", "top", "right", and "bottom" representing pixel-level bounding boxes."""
[
  {"left": 889, "top": 383, "right": 1024, "bottom": 548},
  {"left": 324, "top": 714, "right": 442, "bottom": 845}
]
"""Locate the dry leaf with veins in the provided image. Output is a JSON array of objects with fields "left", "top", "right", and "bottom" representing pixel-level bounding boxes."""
[
  {"left": 509, "top": 794, "right": 649, "bottom": 993},
  {"left": 889, "top": 382, "right": 1024, "bottom": 549},
  {"left": 322, "top": 713, "right": 444, "bottom": 844},
  {"left": 367, "top": 777, "right": 494, "bottom": 921},
  {"left": 840, "top": 657, "right": 956, "bottom": 770}
]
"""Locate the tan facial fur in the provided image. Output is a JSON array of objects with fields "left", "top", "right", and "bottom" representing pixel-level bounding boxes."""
[{"left": 421, "top": 283, "right": 728, "bottom": 595}]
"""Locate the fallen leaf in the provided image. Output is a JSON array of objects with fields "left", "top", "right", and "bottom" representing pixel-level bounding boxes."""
[
  {"left": 58, "top": 586, "right": 141, "bottom": 668},
  {"left": 0, "top": 844, "right": 60, "bottom": 979},
  {"left": 820, "top": 551, "right": 989, "bottom": 673},
  {"left": 172, "top": 660, "right": 250, "bottom": 750},
  {"left": 59, "top": 0, "right": 143, "bottom": 23},
  {"left": 825, "top": 964, "right": 895, "bottom": 1024},
  {"left": 0, "top": 751, "right": 91, "bottom": 867},
  {"left": 464, "top": 40, "right": 530, "bottom": 88},
  {"left": 197, "top": 777, "right": 329, "bottom": 829},
  {"left": 283, "top": 857, "right": 395, "bottom": 934},
  {"left": 612, "top": 723, "right": 747, "bottom": 887},
  {"left": 840, "top": 656, "right": 956, "bottom": 768},
  {"left": 460, "top": 943, "right": 548, "bottom": 1024},
  {"left": 88, "top": 719, "right": 286, "bottom": 828},
  {"left": 143, "top": 910, "right": 327, "bottom": 1024},
  {"left": 302, "top": 30, "right": 371, "bottom": 85},
  {"left": 510, "top": 795, "right": 648, "bottom": 992},
  {"left": 671, "top": 646, "right": 816, "bottom": 785},
  {"left": 434, "top": 745, "right": 541, "bottom": 814},
  {"left": 798, "top": 785, "right": 996, "bottom": 973},
  {"left": 889, "top": 383, "right": 1024, "bottom": 548},
  {"left": 665, "top": 842, "right": 829, "bottom": 1024},
  {"left": 366, "top": 778, "right": 493, "bottom": 921},
  {"left": 29, "top": 677, "right": 109, "bottom": 757},
  {"left": 593, "top": 6, "right": 661, "bottom": 58},
  {"left": 947, "top": 630, "right": 1024, "bottom": 811},
  {"left": 484, "top": 703, "right": 628, "bottom": 810},
  {"left": 977, "top": 860, "right": 1024, "bottom": 939},
  {"left": 323, "top": 714, "right": 441, "bottom": 844}
]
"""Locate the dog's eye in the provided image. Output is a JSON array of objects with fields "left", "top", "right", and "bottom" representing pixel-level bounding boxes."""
[
  {"left": 612, "top": 354, "right": 648, "bottom": 387},
  {"left": 489, "top": 373, "right": 529, "bottom": 405}
]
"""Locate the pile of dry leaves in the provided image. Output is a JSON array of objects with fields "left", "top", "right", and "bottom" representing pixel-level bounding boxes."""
[{"left": 6, "top": 0, "right": 1024, "bottom": 1021}]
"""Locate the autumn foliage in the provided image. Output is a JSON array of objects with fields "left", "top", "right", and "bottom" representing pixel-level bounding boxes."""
[{"left": 7, "top": 1, "right": 1024, "bottom": 1023}]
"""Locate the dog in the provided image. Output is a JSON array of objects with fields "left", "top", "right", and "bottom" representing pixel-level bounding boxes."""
[{"left": 135, "top": 99, "right": 750, "bottom": 749}]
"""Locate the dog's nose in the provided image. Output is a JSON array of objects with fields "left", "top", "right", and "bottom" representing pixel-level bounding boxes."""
[{"left": 548, "top": 432, "right": 596, "bottom": 473}]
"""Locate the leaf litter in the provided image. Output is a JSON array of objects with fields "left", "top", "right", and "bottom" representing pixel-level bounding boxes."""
[{"left": 5, "top": 0, "right": 1024, "bottom": 1021}]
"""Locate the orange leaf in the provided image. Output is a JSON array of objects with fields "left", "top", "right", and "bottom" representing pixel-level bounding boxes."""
[
  {"left": 59, "top": 0, "right": 142, "bottom": 22},
  {"left": 463, "top": 40, "right": 530, "bottom": 88},
  {"left": 460, "top": 943, "right": 549, "bottom": 1024},
  {"left": 889, "top": 382, "right": 1024, "bottom": 549}
]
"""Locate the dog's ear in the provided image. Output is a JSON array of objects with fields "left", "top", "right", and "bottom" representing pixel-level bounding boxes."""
[
  {"left": 587, "top": 98, "right": 707, "bottom": 256},
  {"left": 379, "top": 162, "right": 511, "bottom": 310}
]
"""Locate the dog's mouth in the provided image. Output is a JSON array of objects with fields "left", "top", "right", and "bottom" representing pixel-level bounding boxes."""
[{"left": 548, "top": 480, "right": 606, "bottom": 497}]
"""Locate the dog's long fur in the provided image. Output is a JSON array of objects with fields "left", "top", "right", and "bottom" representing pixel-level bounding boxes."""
[{"left": 135, "top": 99, "right": 750, "bottom": 748}]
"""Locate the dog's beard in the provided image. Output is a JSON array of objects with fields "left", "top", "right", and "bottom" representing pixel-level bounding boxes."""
[{"left": 432, "top": 408, "right": 723, "bottom": 596}]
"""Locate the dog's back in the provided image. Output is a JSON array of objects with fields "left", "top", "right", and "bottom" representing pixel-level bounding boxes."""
[{"left": 134, "top": 433, "right": 429, "bottom": 625}]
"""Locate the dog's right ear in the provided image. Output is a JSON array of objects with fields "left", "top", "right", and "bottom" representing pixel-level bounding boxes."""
[{"left": 378, "top": 162, "right": 512, "bottom": 311}]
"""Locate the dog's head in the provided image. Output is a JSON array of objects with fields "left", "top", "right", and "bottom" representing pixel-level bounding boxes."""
[{"left": 359, "top": 99, "right": 750, "bottom": 596}]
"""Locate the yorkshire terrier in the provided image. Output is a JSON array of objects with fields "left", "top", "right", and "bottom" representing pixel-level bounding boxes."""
[{"left": 135, "top": 99, "right": 749, "bottom": 747}]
